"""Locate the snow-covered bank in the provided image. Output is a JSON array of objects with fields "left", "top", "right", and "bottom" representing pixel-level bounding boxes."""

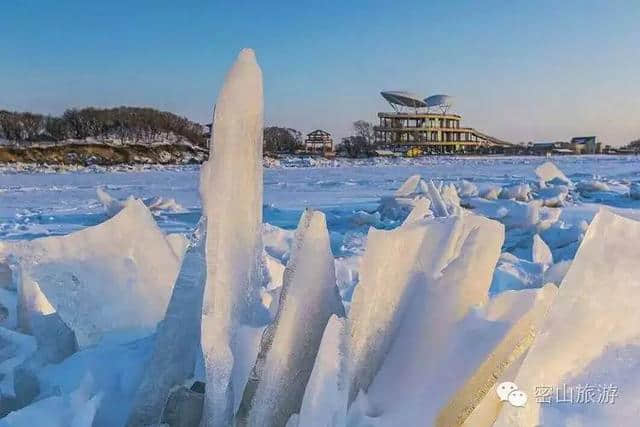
[{"left": 2, "top": 153, "right": 639, "bottom": 174}]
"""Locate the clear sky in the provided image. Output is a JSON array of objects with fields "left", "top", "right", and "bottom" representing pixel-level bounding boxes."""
[{"left": 2, "top": 0, "right": 639, "bottom": 145}]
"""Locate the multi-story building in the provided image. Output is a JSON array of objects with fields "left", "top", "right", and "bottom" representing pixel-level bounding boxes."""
[
  {"left": 570, "top": 136, "right": 600, "bottom": 154},
  {"left": 304, "top": 129, "right": 333, "bottom": 154},
  {"left": 374, "top": 91, "right": 511, "bottom": 154}
]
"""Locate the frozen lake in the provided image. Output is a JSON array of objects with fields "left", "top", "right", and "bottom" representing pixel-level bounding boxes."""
[
  {"left": 2, "top": 155, "right": 640, "bottom": 242},
  {"left": 3, "top": 154, "right": 640, "bottom": 426}
]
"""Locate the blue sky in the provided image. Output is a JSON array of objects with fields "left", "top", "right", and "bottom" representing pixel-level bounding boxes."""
[{"left": 2, "top": 0, "right": 639, "bottom": 145}]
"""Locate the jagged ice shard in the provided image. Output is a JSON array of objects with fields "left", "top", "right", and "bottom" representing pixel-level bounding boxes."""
[
  {"left": 236, "top": 210, "right": 345, "bottom": 427},
  {"left": 495, "top": 209, "right": 640, "bottom": 426},
  {"left": 125, "top": 222, "right": 206, "bottom": 427},
  {"left": 199, "top": 48, "right": 265, "bottom": 427},
  {"left": 4, "top": 199, "right": 184, "bottom": 348},
  {"left": 347, "top": 210, "right": 504, "bottom": 404},
  {"left": 297, "top": 315, "right": 349, "bottom": 427}
]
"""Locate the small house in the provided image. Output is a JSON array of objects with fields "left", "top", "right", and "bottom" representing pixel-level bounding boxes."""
[{"left": 304, "top": 130, "right": 333, "bottom": 154}]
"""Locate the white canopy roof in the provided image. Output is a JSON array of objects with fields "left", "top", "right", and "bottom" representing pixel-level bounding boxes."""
[
  {"left": 381, "top": 91, "right": 428, "bottom": 108},
  {"left": 424, "top": 94, "right": 452, "bottom": 108}
]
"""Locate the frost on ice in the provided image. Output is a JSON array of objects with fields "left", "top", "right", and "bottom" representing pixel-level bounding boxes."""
[
  {"left": 236, "top": 210, "right": 344, "bottom": 427},
  {"left": 199, "top": 48, "right": 267, "bottom": 427}
]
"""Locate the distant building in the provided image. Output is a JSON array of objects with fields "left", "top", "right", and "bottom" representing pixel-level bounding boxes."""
[
  {"left": 373, "top": 91, "right": 512, "bottom": 155},
  {"left": 304, "top": 129, "right": 333, "bottom": 154},
  {"left": 570, "top": 136, "right": 599, "bottom": 154},
  {"left": 531, "top": 141, "right": 573, "bottom": 155}
]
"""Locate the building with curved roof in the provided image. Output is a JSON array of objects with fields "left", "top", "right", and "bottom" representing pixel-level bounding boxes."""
[{"left": 375, "top": 91, "right": 510, "bottom": 154}]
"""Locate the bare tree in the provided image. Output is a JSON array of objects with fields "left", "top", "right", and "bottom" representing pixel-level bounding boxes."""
[{"left": 353, "top": 120, "right": 374, "bottom": 145}]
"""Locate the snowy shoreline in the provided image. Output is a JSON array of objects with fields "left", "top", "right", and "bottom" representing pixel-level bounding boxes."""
[{"left": 1, "top": 153, "right": 637, "bottom": 174}]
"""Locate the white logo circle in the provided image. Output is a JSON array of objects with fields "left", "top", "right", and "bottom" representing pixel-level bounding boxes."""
[
  {"left": 496, "top": 382, "right": 528, "bottom": 407},
  {"left": 507, "top": 389, "right": 528, "bottom": 407},
  {"left": 496, "top": 382, "right": 518, "bottom": 402}
]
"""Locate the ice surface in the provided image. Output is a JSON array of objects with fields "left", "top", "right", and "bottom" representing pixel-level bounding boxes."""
[
  {"left": 491, "top": 253, "right": 546, "bottom": 294},
  {"left": 125, "top": 223, "right": 206, "bottom": 426},
  {"left": 262, "top": 224, "right": 294, "bottom": 262},
  {"left": 536, "top": 184, "right": 569, "bottom": 207},
  {"left": 0, "top": 289, "right": 16, "bottom": 329},
  {"left": 630, "top": 182, "right": 640, "bottom": 200},
  {"left": 456, "top": 179, "right": 478, "bottom": 198},
  {"left": 334, "top": 255, "right": 361, "bottom": 305},
  {"left": 348, "top": 213, "right": 504, "bottom": 403},
  {"left": 437, "top": 284, "right": 557, "bottom": 426},
  {"left": 535, "top": 161, "right": 571, "bottom": 185},
  {"left": 3, "top": 199, "right": 183, "bottom": 347},
  {"left": 97, "top": 187, "right": 186, "bottom": 217},
  {"left": 96, "top": 187, "right": 126, "bottom": 217},
  {"left": 543, "top": 259, "right": 571, "bottom": 285},
  {"left": 35, "top": 335, "right": 153, "bottom": 427},
  {"left": 499, "top": 183, "right": 532, "bottom": 202},
  {"left": 298, "top": 315, "right": 348, "bottom": 427},
  {"left": 531, "top": 234, "right": 553, "bottom": 265},
  {"left": 355, "top": 214, "right": 506, "bottom": 425},
  {"left": 402, "top": 198, "right": 433, "bottom": 225},
  {"left": 481, "top": 186, "right": 502, "bottom": 200},
  {"left": 495, "top": 209, "right": 640, "bottom": 426},
  {"left": 236, "top": 210, "right": 344, "bottom": 426},
  {"left": 0, "top": 379, "right": 101, "bottom": 427},
  {"left": 424, "top": 180, "right": 454, "bottom": 217},
  {"left": 379, "top": 177, "right": 461, "bottom": 222},
  {"left": 199, "top": 48, "right": 266, "bottom": 427},
  {"left": 577, "top": 179, "right": 610, "bottom": 193},
  {"left": 0, "top": 328, "right": 36, "bottom": 401},
  {"left": 394, "top": 174, "right": 422, "bottom": 197}
]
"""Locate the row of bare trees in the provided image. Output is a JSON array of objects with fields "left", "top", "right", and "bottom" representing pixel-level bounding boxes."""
[{"left": 0, "top": 107, "right": 206, "bottom": 146}]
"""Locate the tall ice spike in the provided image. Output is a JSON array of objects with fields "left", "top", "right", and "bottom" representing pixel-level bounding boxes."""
[{"left": 199, "top": 48, "right": 265, "bottom": 427}]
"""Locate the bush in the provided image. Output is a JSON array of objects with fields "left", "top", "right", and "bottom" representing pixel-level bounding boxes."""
[{"left": 263, "top": 126, "right": 303, "bottom": 153}]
